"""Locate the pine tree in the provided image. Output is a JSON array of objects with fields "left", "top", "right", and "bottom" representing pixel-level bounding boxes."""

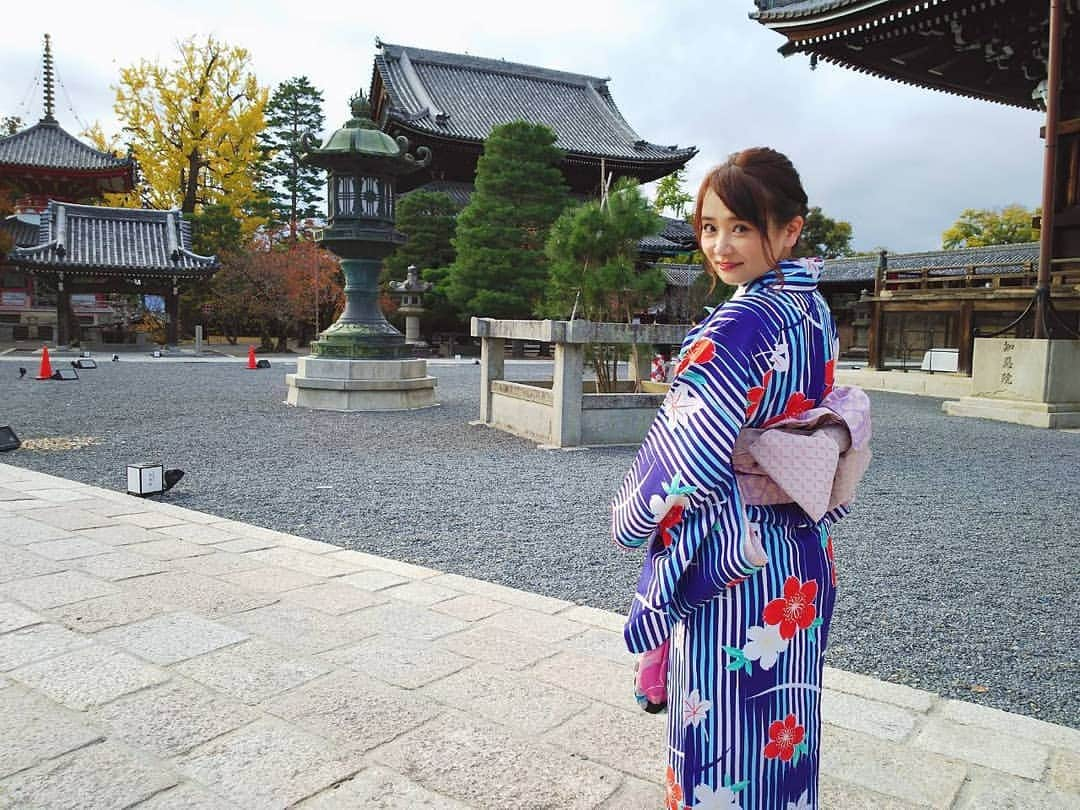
[
  {"left": 384, "top": 190, "right": 459, "bottom": 279},
  {"left": 259, "top": 76, "right": 325, "bottom": 240},
  {"left": 445, "top": 122, "right": 569, "bottom": 319}
]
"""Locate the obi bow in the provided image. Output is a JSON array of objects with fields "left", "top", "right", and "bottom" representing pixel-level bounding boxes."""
[{"left": 733, "top": 385, "right": 872, "bottom": 522}]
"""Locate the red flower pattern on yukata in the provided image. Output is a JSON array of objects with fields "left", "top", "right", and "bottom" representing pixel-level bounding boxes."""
[
  {"left": 658, "top": 505, "right": 685, "bottom": 548},
  {"left": 746, "top": 369, "right": 773, "bottom": 420},
  {"left": 763, "top": 714, "right": 805, "bottom": 762},
  {"left": 674, "top": 338, "right": 716, "bottom": 377},
  {"left": 762, "top": 391, "right": 814, "bottom": 427},
  {"left": 664, "top": 765, "right": 684, "bottom": 810},
  {"left": 763, "top": 576, "right": 818, "bottom": 640},
  {"left": 826, "top": 535, "right": 837, "bottom": 587},
  {"left": 823, "top": 359, "right": 835, "bottom": 398}
]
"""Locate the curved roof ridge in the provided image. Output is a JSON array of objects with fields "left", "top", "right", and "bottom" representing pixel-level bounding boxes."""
[{"left": 0, "top": 119, "right": 132, "bottom": 172}]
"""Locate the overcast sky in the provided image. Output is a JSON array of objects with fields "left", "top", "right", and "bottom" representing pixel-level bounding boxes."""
[{"left": 2, "top": 0, "right": 1045, "bottom": 253}]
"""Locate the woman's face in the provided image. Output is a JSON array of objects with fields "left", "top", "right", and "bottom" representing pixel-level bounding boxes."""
[{"left": 699, "top": 189, "right": 802, "bottom": 287}]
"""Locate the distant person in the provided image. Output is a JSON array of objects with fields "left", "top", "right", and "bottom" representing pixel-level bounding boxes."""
[{"left": 612, "top": 147, "right": 869, "bottom": 809}]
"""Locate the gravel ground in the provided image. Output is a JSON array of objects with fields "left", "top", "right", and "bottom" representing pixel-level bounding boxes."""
[{"left": 2, "top": 356, "right": 1078, "bottom": 728}]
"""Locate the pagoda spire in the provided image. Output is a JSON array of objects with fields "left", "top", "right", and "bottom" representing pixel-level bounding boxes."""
[{"left": 41, "top": 33, "right": 56, "bottom": 124}]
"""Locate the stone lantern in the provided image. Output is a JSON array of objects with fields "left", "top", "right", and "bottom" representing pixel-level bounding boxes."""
[
  {"left": 285, "top": 95, "right": 438, "bottom": 410},
  {"left": 389, "top": 265, "right": 433, "bottom": 346}
]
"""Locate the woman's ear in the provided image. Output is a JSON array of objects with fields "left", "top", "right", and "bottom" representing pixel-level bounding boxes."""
[{"left": 784, "top": 216, "right": 805, "bottom": 249}]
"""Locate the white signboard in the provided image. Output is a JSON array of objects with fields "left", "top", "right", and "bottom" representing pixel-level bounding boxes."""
[{"left": 1, "top": 292, "right": 28, "bottom": 307}]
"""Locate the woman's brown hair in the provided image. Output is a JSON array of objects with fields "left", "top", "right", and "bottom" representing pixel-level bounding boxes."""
[{"left": 692, "top": 147, "right": 809, "bottom": 290}]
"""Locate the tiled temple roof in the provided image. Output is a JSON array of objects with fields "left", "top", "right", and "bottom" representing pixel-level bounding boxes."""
[
  {"left": 820, "top": 242, "right": 1040, "bottom": 283},
  {"left": 651, "top": 262, "right": 705, "bottom": 288},
  {"left": 751, "top": 0, "right": 865, "bottom": 22},
  {"left": 373, "top": 42, "right": 697, "bottom": 165},
  {"left": 0, "top": 120, "right": 133, "bottom": 174},
  {"left": 639, "top": 216, "right": 697, "bottom": 256},
  {"left": 0, "top": 214, "right": 41, "bottom": 248},
  {"left": 8, "top": 201, "right": 218, "bottom": 277}
]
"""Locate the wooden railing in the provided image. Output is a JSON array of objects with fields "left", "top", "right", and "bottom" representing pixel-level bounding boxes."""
[{"left": 880, "top": 259, "right": 1080, "bottom": 295}]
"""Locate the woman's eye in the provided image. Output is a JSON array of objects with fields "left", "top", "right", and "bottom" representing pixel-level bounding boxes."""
[{"left": 733, "top": 224, "right": 751, "bottom": 234}]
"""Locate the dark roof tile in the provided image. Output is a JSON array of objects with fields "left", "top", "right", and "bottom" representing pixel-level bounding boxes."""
[
  {"left": 820, "top": 242, "right": 1040, "bottom": 284},
  {"left": 0, "top": 121, "right": 133, "bottom": 174},
  {"left": 8, "top": 201, "right": 218, "bottom": 277}
]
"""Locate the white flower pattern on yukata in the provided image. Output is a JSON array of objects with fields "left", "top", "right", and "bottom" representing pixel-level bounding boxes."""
[
  {"left": 682, "top": 689, "right": 712, "bottom": 729},
  {"left": 692, "top": 783, "right": 741, "bottom": 810},
  {"left": 786, "top": 789, "right": 813, "bottom": 810},
  {"left": 662, "top": 383, "right": 706, "bottom": 431},
  {"left": 742, "top": 623, "right": 789, "bottom": 670}
]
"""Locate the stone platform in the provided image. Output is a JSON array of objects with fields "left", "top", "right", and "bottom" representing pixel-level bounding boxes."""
[
  {"left": 285, "top": 356, "right": 437, "bottom": 412},
  {"left": 0, "top": 463, "right": 1077, "bottom": 808}
]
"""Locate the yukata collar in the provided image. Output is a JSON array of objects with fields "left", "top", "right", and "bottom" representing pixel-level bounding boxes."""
[{"left": 740, "top": 257, "right": 823, "bottom": 295}]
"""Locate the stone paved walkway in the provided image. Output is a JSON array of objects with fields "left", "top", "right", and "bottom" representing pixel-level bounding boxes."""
[{"left": 0, "top": 463, "right": 1076, "bottom": 809}]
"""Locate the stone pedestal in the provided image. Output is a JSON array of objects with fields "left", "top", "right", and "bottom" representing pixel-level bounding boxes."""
[
  {"left": 285, "top": 357, "right": 437, "bottom": 412},
  {"left": 942, "top": 338, "right": 1080, "bottom": 428}
]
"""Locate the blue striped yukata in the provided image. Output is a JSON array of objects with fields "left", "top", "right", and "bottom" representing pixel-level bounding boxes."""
[{"left": 613, "top": 258, "right": 848, "bottom": 810}]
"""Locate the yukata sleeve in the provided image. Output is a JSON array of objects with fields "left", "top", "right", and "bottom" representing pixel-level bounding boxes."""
[{"left": 611, "top": 306, "right": 771, "bottom": 581}]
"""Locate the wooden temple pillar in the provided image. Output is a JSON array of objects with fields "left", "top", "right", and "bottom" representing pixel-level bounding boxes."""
[
  {"left": 867, "top": 250, "right": 886, "bottom": 369},
  {"left": 956, "top": 301, "right": 974, "bottom": 376},
  {"left": 165, "top": 280, "right": 179, "bottom": 347},
  {"left": 55, "top": 272, "right": 70, "bottom": 347}
]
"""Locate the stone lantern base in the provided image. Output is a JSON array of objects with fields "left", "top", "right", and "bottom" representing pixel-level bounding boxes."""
[{"left": 285, "top": 356, "right": 437, "bottom": 411}]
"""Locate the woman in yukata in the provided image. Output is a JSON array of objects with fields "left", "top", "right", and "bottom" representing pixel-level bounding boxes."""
[{"left": 613, "top": 147, "right": 854, "bottom": 810}]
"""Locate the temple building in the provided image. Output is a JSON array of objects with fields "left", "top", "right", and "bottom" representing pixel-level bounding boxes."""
[
  {"left": 370, "top": 41, "right": 698, "bottom": 196},
  {"left": 752, "top": 0, "right": 1080, "bottom": 373},
  {"left": 0, "top": 35, "right": 217, "bottom": 347}
]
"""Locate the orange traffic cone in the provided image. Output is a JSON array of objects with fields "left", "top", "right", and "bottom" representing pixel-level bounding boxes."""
[
  {"left": 35, "top": 345, "right": 54, "bottom": 380},
  {"left": 247, "top": 345, "right": 257, "bottom": 370}
]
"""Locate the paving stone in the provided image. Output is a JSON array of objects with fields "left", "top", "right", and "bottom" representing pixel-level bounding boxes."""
[
  {"left": 378, "top": 580, "right": 461, "bottom": 606},
  {"left": 556, "top": 604, "right": 625, "bottom": 634},
  {"left": 823, "top": 666, "right": 937, "bottom": 713},
  {"left": 1048, "top": 748, "right": 1080, "bottom": 794},
  {"left": 370, "top": 711, "right": 621, "bottom": 809},
  {"left": 325, "top": 549, "right": 440, "bottom": 579},
  {"left": 140, "top": 502, "right": 220, "bottom": 524},
  {"left": 819, "top": 775, "right": 922, "bottom": 809},
  {"left": 206, "top": 519, "right": 285, "bottom": 542},
  {"left": 0, "top": 546, "right": 65, "bottom": 583},
  {"left": 297, "top": 765, "right": 474, "bottom": 809},
  {"left": 0, "top": 600, "right": 44, "bottom": 634},
  {"left": 529, "top": 650, "right": 638, "bottom": 710},
  {"left": 337, "top": 569, "right": 411, "bottom": 591},
  {"left": 940, "top": 698, "right": 1080, "bottom": 754},
  {"left": 952, "top": 767, "right": 1080, "bottom": 809},
  {"left": 128, "top": 537, "right": 215, "bottom": 560},
  {"left": 176, "top": 718, "right": 363, "bottom": 809},
  {"left": 245, "top": 547, "right": 360, "bottom": 578},
  {"left": 24, "top": 535, "right": 113, "bottom": 560},
  {"left": 225, "top": 602, "right": 376, "bottom": 655},
  {"left": 0, "top": 569, "right": 117, "bottom": 608},
  {"left": 0, "top": 686, "right": 103, "bottom": 779},
  {"left": 422, "top": 662, "right": 589, "bottom": 736},
  {"left": 21, "top": 487, "right": 96, "bottom": 503},
  {"left": 432, "top": 593, "right": 512, "bottom": 622},
  {"left": 425, "top": 572, "right": 575, "bottom": 614},
  {"left": 0, "top": 740, "right": 177, "bottom": 809},
  {"left": 280, "top": 581, "right": 388, "bottom": 615},
  {"left": 93, "top": 677, "right": 258, "bottom": 758},
  {"left": 320, "top": 634, "right": 472, "bottom": 689},
  {"left": 46, "top": 590, "right": 165, "bottom": 633},
  {"left": 77, "top": 499, "right": 150, "bottom": 518},
  {"left": 97, "top": 612, "right": 248, "bottom": 665},
  {"left": 821, "top": 688, "right": 919, "bottom": 742},
  {"left": 219, "top": 565, "right": 324, "bottom": 594},
  {"left": 12, "top": 644, "right": 170, "bottom": 710},
  {"left": 350, "top": 600, "right": 468, "bottom": 641},
  {"left": 821, "top": 723, "right": 968, "bottom": 808},
  {"left": 597, "top": 775, "right": 665, "bottom": 809},
  {"left": 437, "top": 624, "right": 559, "bottom": 671},
  {"left": 77, "top": 523, "right": 170, "bottom": 546},
  {"left": 173, "top": 639, "right": 331, "bottom": 705},
  {"left": 24, "top": 506, "right": 120, "bottom": 531},
  {"left": 127, "top": 783, "right": 238, "bottom": 810},
  {"left": 914, "top": 716, "right": 1049, "bottom": 779},
  {"left": 0, "top": 515, "right": 75, "bottom": 544},
  {"left": 480, "top": 607, "right": 588, "bottom": 644},
  {"left": 213, "top": 536, "right": 278, "bottom": 553},
  {"left": 71, "top": 549, "right": 169, "bottom": 581},
  {"left": 560, "top": 627, "right": 635, "bottom": 664},
  {"left": 265, "top": 533, "right": 339, "bottom": 555},
  {"left": 115, "top": 511, "right": 186, "bottom": 529},
  {"left": 154, "top": 523, "right": 241, "bottom": 545},
  {"left": 126, "top": 571, "right": 275, "bottom": 618},
  {"left": 0, "top": 623, "right": 92, "bottom": 670},
  {"left": 543, "top": 700, "right": 665, "bottom": 781},
  {"left": 168, "top": 550, "right": 266, "bottom": 577},
  {"left": 263, "top": 670, "right": 439, "bottom": 753}
]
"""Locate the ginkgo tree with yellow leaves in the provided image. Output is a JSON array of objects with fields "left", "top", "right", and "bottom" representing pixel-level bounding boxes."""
[{"left": 91, "top": 35, "right": 268, "bottom": 233}]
